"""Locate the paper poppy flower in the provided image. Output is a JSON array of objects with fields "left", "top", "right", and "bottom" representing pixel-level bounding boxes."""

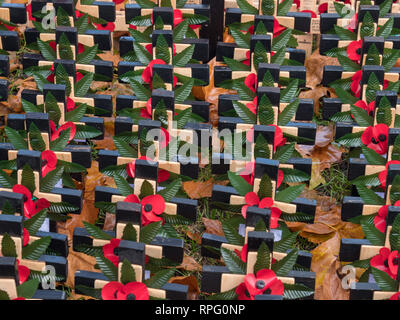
[
  {"left": 50, "top": 121, "right": 76, "bottom": 143},
  {"left": 273, "top": 18, "right": 286, "bottom": 38},
  {"left": 142, "top": 59, "right": 166, "bottom": 84},
  {"left": 236, "top": 269, "right": 284, "bottom": 300},
  {"left": 12, "top": 185, "right": 50, "bottom": 219},
  {"left": 66, "top": 97, "right": 77, "bottom": 112},
  {"left": 42, "top": 150, "right": 57, "bottom": 178},
  {"left": 244, "top": 73, "right": 257, "bottom": 93},
  {"left": 294, "top": 0, "right": 300, "bottom": 8},
  {"left": 379, "top": 161, "right": 400, "bottom": 190},
  {"left": 318, "top": 2, "right": 328, "bottom": 14},
  {"left": 103, "top": 239, "right": 121, "bottom": 267},
  {"left": 246, "top": 97, "right": 257, "bottom": 115},
  {"left": 347, "top": 40, "right": 362, "bottom": 63},
  {"left": 243, "top": 50, "right": 251, "bottom": 66},
  {"left": 353, "top": 100, "right": 375, "bottom": 119},
  {"left": 241, "top": 192, "right": 282, "bottom": 228},
  {"left": 94, "top": 22, "right": 115, "bottom": 32},
  {"left": 101, "top": 282, "right": 149, "bottom": 300},
  {"left": 159, "top": 127, "right": 170, "bottom": 149},
  {"left": 127, "top": 156, "right": 170, "bottom": 183},
  {"left": 350, "top": 70, "right": 362, "bottom": 98},
  {"left": 125, "top": 194, "right": 166, "bottom": 226},
  {"left": 374, "top": 201, "right": 400, "bottom": 233},
  {"left": 361, "top": 124, "right": 389, "bottom": 155},
  {"left": 370, "top": 248, "right": 400, "bottom": 279},
  {"left": 235, "top": 244, "right": 248, "bottom": 263},
  {"left": 17, "top": 260, "right": 30, "bottom": 285}
]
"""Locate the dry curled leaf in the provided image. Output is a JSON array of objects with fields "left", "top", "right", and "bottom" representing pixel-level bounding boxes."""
[
  {"left": 305, "top": 50, "right": 340, "bottom": 89},
  {"left": 177, "top": 256, "right": 202, "bottom": 272},
  {"left": 315, "top": 260, "right": 350, "bottom": 300},
  {"left": 202, "top": 217, "right": 224, "bottom": 237},
  {"left": 169, "top": 275, "right": 200, "bottom": 300},
  {"left": 183, "top": 178, "right": 228, "bottom": 199}
]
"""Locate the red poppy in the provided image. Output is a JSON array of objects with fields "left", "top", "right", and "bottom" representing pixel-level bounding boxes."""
[
  {"left": 384, "top": 80, "right": 389, "bottom": 90},
  {"left": 103, "top": 239, "right": 121, "bottom": 267},
  {"left": 390, "top": 292, "right": 400, "bottom": 300},
  {"left": 277, "top": 169, "right": 284, "bottom": 189},
  {"left": 243, "top": 50, "right": 251, "bottom": 66},
  {"left": 301, "top": 10, "right": 317, "bottom": 18},
  {"left": 101, "top": 281, "right": 149, "bottom": 300},
  {"left": 294, "top": 0, "right": 300, "bottom": 8},
  {"left": 273, "top": 18, "right": 286, "bottom": 38},
  {"left": 13, "top": 297, "right": 26, "bottom": 300},
  {"left": 113, "top": 0, "right": 125, "bottom": 4},
  {"left": 235, "top": 244, "right": 247, "bottom": 263},
  {"left": 50, "top": 121, "right": 76, "bottom": 143},
  {"left": 42, "top": 150, "right": 57, "bottom": 178},
  {"left": 244, "top": 73, "right": 257, "bottom": 93},
  {"left": 353, "top": 100, "right": 374, "bottom": 117},
  {"left": 129, "top": 24, "right": 137, "bottom": 30},
  {"left": 126, "top": 156, "right": 170, "bottom": 183},
  {"left": 379, "top": 161, "right": 400, "bottom": 190},
  {"left": 23, "top": 228, "right": 29, "bottom": 247},
  {"left": 16, "top": 260, "right": 30, "bottom": 285},
  {"left": 125, "top": 194, "right": 166, "bottom": 227},
  {"left": 241, "top": 192, "right": 281, "bottom": 228},
  {"left": 350, "top": 70, "right": 362, "bottom": 98},
  {"left": 374, "top": 201, "right": 400, "bottom": 233},
  {"left": 12, "top": 185, "right": 50, "bottom": 219},
  {"left": 361, "top": 124, "right": 389, "bottom": 155},
  {"left": 370, "top": 248, "right": 400, "bottom": 279},
  {"left": 94, "top": 22, "right": 115, "bottom": 32},
  {"left": 142, "top": 59, "right": 166, "bottom": 84},
  {"left": 246, "top": 97, "right": 257, "bottom": 115},
  {"left": 236, "top": 269, "right": 284, "bottom": 300},
  {"left": 318, "top": 2, "right": 328, "bottom": 14},
  {"left": 347, "top": 40, "right": 362, "bottom": 64},
  {"left": 27, "top": 4, "right": 36, "bottom": 22},
  {"left": 1, "top": 22, "right": 16, "bottom": 31}
]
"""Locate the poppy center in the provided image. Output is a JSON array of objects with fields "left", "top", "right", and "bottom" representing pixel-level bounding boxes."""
[
  {"left": 378, "top": 134, "right": 387, "bottom": 142},
  {"left": 356, "top": 48, "right": 361, "bottom": 55},
  {"left": 255, "top": 280, "right": 266, "bottom": 290},
  {"left": 126, "top": 293, "right": 136, "bottom": 300},
  {"left": 144, "top": 204, "right": 153, "bottom": 212},
  {"left": 371, "top": 137, "right": 379, "bottom": 144}
]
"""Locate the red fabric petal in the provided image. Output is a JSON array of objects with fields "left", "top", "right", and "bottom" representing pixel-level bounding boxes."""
[
  {"left": 126, "top": 161, "right": 135, "bottom": 178},
  {"left": 241, "top": 205, "right": 249, "bottom": 219},
  {"left": 18, "top": 265, "right": 30, "bottom": 284},
  {"left": 318, "top": 2, "right": 328, "bottom": 14},
  {"left": 49, "top": 41, "right": 57, "bottom": 52},
  {"left": 246, "top": 128, "right": 254, "bottom": 143},
  {"left": 236, "top": 283, "right": 252, "bottom": 300},
  {"left": 118, "top": 282, "right": 149, "bottom": 300},
  {"left": 124, "top": 194, "right": 140, "bottom": 203},
  {"left": 76, "top": 72, "right": 84, "bottom": 82},
  {"left": 160, "top": 127, "right": 170, "bottom": 149},
  {"left": 23, "top": 228, "right": 29, "bottom": 247},
  {"left": 158, "top": 169, "right": 170, "bottom": 183},
  {"left": 145, "top": 44, "right": 153, "bottom": 56},
  {"left": 34, "top": 198, "right": 50, "bottom": 213},
  {"left": 270, "top": 207, "right": 282, "bottom": 229},
  {"left": 277, "top": 169, "right": 284, "bottom": 188},
  {"left": 244, "top": 274, "right": 259, "bottom": 297},
  {"left": 390, "top": 292, "right": 400, "bottom": 300},
  {"left": 12, "top": 185, "right": 32, "bottom": 202},
  {"left": 94, "top": 22, "right": 115, "bottom": 32},
  {"left": 173, "top": 9, "right": 183, "bottom": 28},
  {"left": 388, "top": 250, "right": 399, "bottom": 277},
  {"left": 270, "top": 125, "right": 286, "bottom": 151},
  {"left": 101, "top": 282, "right": 124, "bottom": 300},
  {"left": 375, "top": 205, "right": 388, "bottom": 233},
  {"left": 245, "top": 192, "right": 260, "bottom": 206},
  {"left": 301, "top": 10, "right": 317, "bottom": 18},
  {"left": 350, "top": 70, "right": 362, "bottom": 98},
  {"left": 42, "top": 150, "right": 57, "bottom": 178},
  {"left": 66, "top": 97, "right": 76, "bottom": 112},
  {"left": 259, "top": 197, "right": 273, "bottom": 209}
]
